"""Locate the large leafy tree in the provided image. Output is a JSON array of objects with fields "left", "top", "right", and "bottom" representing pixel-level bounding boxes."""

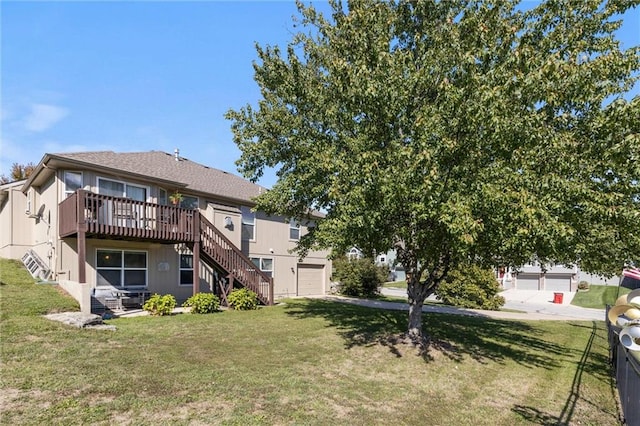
[{"left": 227, "top": 0, "right": 640, "bottom": 343}]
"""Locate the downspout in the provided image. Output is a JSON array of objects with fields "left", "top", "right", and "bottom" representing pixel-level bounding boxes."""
[
  {"left": 53, "top": 171, "right": 60, "bottom": 282},
  {"left": 10, "top": 188, "right": 14, "bottom": 248},
  {"left": 77, "top": 190, "right": 87, "bottom": 284}
]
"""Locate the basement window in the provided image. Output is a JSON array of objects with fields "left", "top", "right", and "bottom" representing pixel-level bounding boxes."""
[{"left": 96, "top": 249, "right": 147, "bottom": 288}]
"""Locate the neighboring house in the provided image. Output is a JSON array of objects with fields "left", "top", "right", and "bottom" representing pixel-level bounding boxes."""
[
  {"left": 499, "top": 263, "right": 575, "bottom": 291},
  {"left": 346, "top": 247, "right": 402, "bottom": 282},
  {"left": 499, "top": 262, "right": 620, "bottom": 292},
  {"left": 0, "top": 150, "right": 331, "bottom": 313},
  {"left": 345, "top": 244, "right": 607, "bottom": 291}
]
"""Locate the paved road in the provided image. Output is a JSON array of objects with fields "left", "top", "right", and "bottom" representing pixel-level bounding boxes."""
[{"left": 318, "top": 287, "right": 605, "bottom": 321}]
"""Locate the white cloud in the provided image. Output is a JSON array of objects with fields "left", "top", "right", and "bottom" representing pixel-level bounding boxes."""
[
  {"left": 42, "top": 141, "right": 102, "bottom": 154},
  {"left": 23, "top": 104, "right": 69, "bottom": 132}
]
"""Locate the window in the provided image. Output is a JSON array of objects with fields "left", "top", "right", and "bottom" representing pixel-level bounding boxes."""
[
  {"left": 158, "top": 188, "right": 168, "bottom": 206},
  {"left": 250, "top": 257, "right": 273, "bottom": 278},
  {"left": 179, "top": 254, "right": 194, "bottom": 286},
  {"left": 98, "top": 178, "right": 124, "bottom": 197},
  {"left": 241, "top": 206, "right": 255, "bottom": 241},
  {"left": 180, "top": 195, "right": 198, "bottom": 210},
  {"left": 98, "top": 177, "right": 148, "bottom": 201},
  {"left": 64, "top": 171, "right": 82, "bottom": 198},
  {"left": 127, "top": 185, "right": 146, "bottom": 202},
  {"left": 96, "top": 249, "right": 147, "bottom": 288},
  {"left": 289, "top": 220, "right": 300, "bottom": 241}
]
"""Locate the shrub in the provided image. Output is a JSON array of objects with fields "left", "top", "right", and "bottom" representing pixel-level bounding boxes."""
[
  {"left": 577, "top": 281, "right": 590, "bottom": 291},
  {"left": 183, "top": 293, "right": 220, "bottom": 314},
  {"left": 331, "top": 256, "right": 387, "bottom": 297},
  {"left": 227, "top": 288, "right": 258, "bottom": 310},
  {"left": 435, "top": 264, "right": 505, "bottom": 310},
  {"left": 143, "top": 293, "right": 176, "bottom": 316}
]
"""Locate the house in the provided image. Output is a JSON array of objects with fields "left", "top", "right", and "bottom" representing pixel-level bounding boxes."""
[
  {"left": 498, "top": 263, "right": 577, "bottom": 291},
  {"left": 0, "top": 150, "right": 331, "bottom": 313},
  {"left": 499, "top": 262, "right": 621, "bottom": 292},
  {"left": 344, "top": 243, "right": 608, "bottom": 291}
]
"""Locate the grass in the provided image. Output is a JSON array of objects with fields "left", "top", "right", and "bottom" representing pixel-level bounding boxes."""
[
  {"left": 571, "top": 285, "right": 630, "bottom": 309},
  {"left": 0, "top": 258, "right": 620, "bottom": 425},
  {"left": 382, "top": 280, "right": 407, "bottom": 289},
  {"left": 361, "top": 292, "right": 436, "bottom": 305}
]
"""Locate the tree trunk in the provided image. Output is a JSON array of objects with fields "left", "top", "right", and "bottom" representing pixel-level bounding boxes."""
[
  {"left": 407, "top": 296, "right": 424, "bottom": 341},
  {"left": 406, "top": 271, "right": 431, "bottom": 344}
]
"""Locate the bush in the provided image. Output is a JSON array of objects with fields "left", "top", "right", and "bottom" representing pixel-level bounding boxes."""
[
  {"left": 436, "top": 264, "right": 505, "bottom": 310},
  {"left": 143, "top": 293, "right": 176, "bottom": 316},
  {"left": 227, "top": 288, "right": 258, "bottom": 310},
  {"left": 577, "top": 281, "right": 590, "bottom": 291},
  {"left": 331, "top": 257, "right": 388, "bottom": 297},
  {"left": 183, "top": 293, "right": 220, "bottom": 314}
]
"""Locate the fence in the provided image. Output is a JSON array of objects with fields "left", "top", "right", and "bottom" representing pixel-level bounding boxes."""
[{"left": 607, "top": 306, "right": 640, "bottom": 426}]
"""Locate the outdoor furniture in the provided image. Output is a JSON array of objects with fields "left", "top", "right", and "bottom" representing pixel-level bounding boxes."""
[
  {"left": 93, "top": 288, "right": 123, "bottom": 311},
  {"left": 115, "top": 289, "right": 151, "bottom": 308}
]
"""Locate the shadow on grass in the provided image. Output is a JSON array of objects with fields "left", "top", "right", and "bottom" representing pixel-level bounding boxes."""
[
  {"left": 511, "top": 405, "right": 559, "bottom": 425},
  {"left": 512, "top": 321, "right": 619, "bottom": 425},
  {"left": 284, "top": 298, "right": 571, "bottom": 368}
]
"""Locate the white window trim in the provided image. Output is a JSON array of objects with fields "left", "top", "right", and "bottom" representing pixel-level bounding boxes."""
[
  {"left": 97, "top": 176, "right": 151, "bottom": 202},
  {"left": 158, "top": 188, "right": 168, "bottom": 205},
  {"left": 95, "top": 248, "right": 148, "bottom": 288},
  {"left": 63, "top": 171, "right": 83, "bottom": 198},
  {"left": 250, "top": 256, "right": 274, "bottom": 277},
  {"left": 178, "top": 253, "right": 194, "bottom": 287},
  {"left": 289, "top": 219, "right": 301, "bottom": 241},
  {"left": 241, "top": 206, "right": 256, "bottom": 241}
]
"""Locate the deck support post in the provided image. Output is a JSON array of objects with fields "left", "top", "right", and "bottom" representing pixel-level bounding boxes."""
[
  {"left": 193, "top": 213, "right": 200, "bottom": 296},
  {"left": 221, "top": 273, "right": 233, "bottom": 307},
  {"left": 269, "top": 277, "right": 274, "bottom": 305},
  {"left": 77, "top": 190, "right": 87, "bottom": 283}
]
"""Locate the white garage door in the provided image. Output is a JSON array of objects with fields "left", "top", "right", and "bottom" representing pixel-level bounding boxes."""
[
  {"left": 297, "top": 264, "right": 325, "bottom": 296},
  {"left": 516, "top": 274, "right": 540, "bottom": 290},
  {"left": 544, "top": 274, "right": 572, "bottom": 292}
]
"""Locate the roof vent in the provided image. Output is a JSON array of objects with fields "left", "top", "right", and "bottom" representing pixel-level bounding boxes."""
[{"left": 174, "top": 148, "right": 180, "bottom": 161}]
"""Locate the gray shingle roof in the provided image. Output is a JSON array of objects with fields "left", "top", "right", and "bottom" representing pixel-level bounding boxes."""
[{"left": 50, "top": 151, "right": 265, "bottom": 204}]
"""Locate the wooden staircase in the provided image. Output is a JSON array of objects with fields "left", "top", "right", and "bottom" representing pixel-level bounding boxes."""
[{"left": 195, "top": 215, "right": 273, "bottom": 306}]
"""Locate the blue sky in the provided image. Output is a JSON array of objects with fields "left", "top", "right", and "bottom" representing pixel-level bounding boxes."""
[{"left": 1, "top": 1, "right": 638, "bottom": 188}]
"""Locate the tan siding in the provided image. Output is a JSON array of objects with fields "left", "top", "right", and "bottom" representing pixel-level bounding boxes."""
[
  {"left": 57, "top": 238, "right": 78, "bottom": 282},
  {"left": 0, "top": 186, "right": 33, "bottom": 258},
  {"left": 28, "top": 175, "right": 58, "bottom": 276},
  {"left": 246, "top": 212, "right": 331, "bottom": 298},
  {"left": 207, "top": 203, "right": 241, "bottom": 247}
]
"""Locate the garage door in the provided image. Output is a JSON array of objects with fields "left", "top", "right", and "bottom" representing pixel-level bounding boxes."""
[
  {"left": 544, "top": 274, "right": 572, "bottom": 292},
  {"left": 297, "top": 264, "right": 325, "bottom": 296},
  {"left": 516, "top": 274, "right": 540, "bottom": 290}
]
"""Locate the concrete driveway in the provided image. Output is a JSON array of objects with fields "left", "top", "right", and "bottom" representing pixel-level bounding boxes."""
[{"left": 357, "top": 287, "right": 606, "bottom": 321}]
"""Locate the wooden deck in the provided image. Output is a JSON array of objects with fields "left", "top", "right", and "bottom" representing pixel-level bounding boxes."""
[
  {"left": 59, "top": 190, "right": 196, "bottom": 243},
  {"left": 59, "top": 190, "right": 273, "bottom": 304}
]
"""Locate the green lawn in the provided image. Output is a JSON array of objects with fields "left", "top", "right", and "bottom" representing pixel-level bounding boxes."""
[
  {"left": 382, "top": 280, "right": 407, "bottom": 289},
  {"left": 1, "top": 258, "right": 620, "bottom": 425},
  {"left": 571, "top": 285, "right": 630, "bottom": 309}
]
